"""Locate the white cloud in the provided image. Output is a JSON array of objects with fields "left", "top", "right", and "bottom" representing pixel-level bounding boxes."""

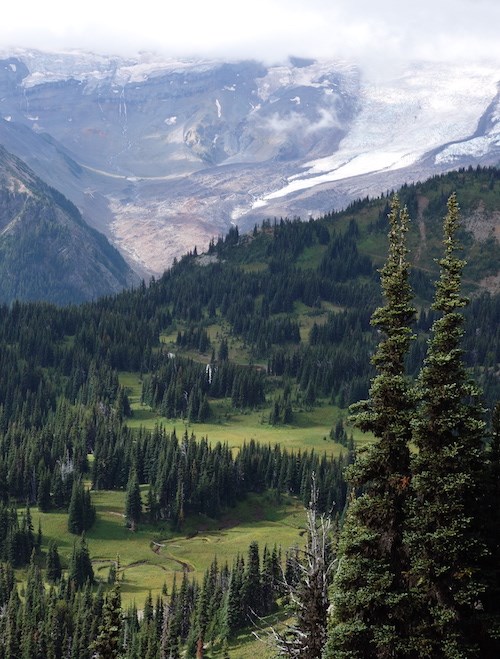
[{"left": 1, "top": 0, "right": 499, "bottom": 70}]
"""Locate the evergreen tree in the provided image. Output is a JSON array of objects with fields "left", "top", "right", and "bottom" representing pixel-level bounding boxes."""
[
  {"left": 68, "top": 478, "right": 96, "bottom": 535},
  {"left": 223, "top": 555, "right": 245, "bottom": 638},
  {"left": 68, "top": 535, "right": 94, "bottom": 589},
  {"left": 125, "top": 471, "right": 142, "bottom": 532},
  {"left": 3, "top": 588, "right": 21, "bottom": 659},
  {"left": 46, "top": 541, "right": 62, "bottom": 583},
  {"left": 37, "top": 471, "right": 52, "bottom": 512},
  {"left": 326, "top": 196, "right": 416, "bottom": 658},
  {"left": 92, "top": 585, "right": 122, "bottom": 659},
  {"left": 22, "top": 551, "right": 47, "bottom": 659},
  {"left": 242, "top": 541, "right": 261, "bottom": 618},
  {"left": 406, "top": 193, "right": 487, "bottom": 657}
]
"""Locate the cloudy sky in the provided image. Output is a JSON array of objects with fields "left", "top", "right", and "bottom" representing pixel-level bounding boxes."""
[{"left": 1, "top": 0, "right": 500, "bottom": 68}]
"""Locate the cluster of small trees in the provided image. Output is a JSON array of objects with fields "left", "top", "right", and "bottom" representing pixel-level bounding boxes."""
[
  {"left": 0, "top": 503, "right": 40, "bottom": 567},
  {"left": 141, "top": 354, "right": 266, "bottom": 420},
  {"left": 113, "top": 429, "right": 351, "bottom": 529},
  {"left": 0, "top": 539, "right": 287, "bottom": 659},
  {"left": 67, "top": 478, "right": 96, "bottom": 535}
]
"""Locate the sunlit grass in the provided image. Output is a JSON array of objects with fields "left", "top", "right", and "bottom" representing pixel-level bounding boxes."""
[
  {"left": 32, "top": 490, "right": 306, "bottom": 608},
  {"left": 119, "top": 371, "right": 370, "bottom": 456}
]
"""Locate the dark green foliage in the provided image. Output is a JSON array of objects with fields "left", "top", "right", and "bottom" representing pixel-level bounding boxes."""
[
  {"left": 318, "top": 225, "right": 373, "bottom": 282},
  {"left": 326, "top": 197, "right": 416, "bottom": 658},
  {"left": 92, "top": 586, "right": 122, "bottom": 659},
  {"left": 0, "top": 168, "right": 496, "bottom": 658},
  {"left": 481, "top": 401, "right": 500, "bottom": 653},
  {"left": 125, "top": 472, "right": 142, "bottom": 531},
  {"left": 269, "top": 390, "right": 293, "bottom": 425},
  {"left": 68, "top": 535, "right": 94, "bottom": 589},
  {"left": 326, "top": 193, "right": 498, "bottom": 658},
  {"left": 46, "top": 541, "right": 62, "bottom": 583},
  {"left": 0, "top": 166, "right": 496, "bottom": 520},
  {"left": 68, "top": 478, "right": 96, "bottom": 535},
  {"left": 87, "top": 426, "right": 349, "bottom": 526},
  {"left": 224, "top": 554, "right": 245, "bottom": 637},
  {"left": 242, "top": 541, "right": 262, "bottom": 616},
  {"left": 0, "top": 503, "right": 39, "bottom": 567},
  {"left": 176, "top": 326, "right": 211, "bottom": 353},
  {"left": 142, "top": 354, "right": 265, "bottom": 418},
  {"left": 406, "top": 194, "right": 489, "bottom": 657}
]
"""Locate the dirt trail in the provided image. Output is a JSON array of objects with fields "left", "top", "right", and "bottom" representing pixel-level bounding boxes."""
[{"left": 149, "top": 541, "right": 194, "bottom": 573}]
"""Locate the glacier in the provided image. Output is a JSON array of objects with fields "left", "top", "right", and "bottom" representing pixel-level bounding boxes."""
[{"left": 0, "top": 49, "right": 499, "bottom": 276}]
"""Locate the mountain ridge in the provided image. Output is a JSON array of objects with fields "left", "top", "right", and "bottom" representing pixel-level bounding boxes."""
[
  {"left": 0, "top": 144, "right": 139, "bottom": 304},
  {"left": 0, "top": 50, "right": 499, "bottom": 275}
]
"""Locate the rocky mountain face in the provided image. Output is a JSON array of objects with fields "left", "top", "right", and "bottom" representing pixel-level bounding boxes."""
[
  {"left": 0, "top": 145, "right": 138, "bottom": 304},
  {"left": 0, "top": 50, "right": 499, "bottom": 276}
]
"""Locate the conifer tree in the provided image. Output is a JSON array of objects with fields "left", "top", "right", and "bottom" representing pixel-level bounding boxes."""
[
  {"left": 67, "top": 484, "right": 81, "bottom": 531},
  {"left": 191, "top": 569, "right": 211, "bottom": 657},
  {"left": 92, "top": 585, "right": 122, "bottom": 659},
  {"left": 242, "top": 541, "right": 262, "bottom": 617},
  {"left": 68, "top": 534, "right": 94, "bottom": 589},
  {"left": 46, "top": 541, "right": 62, "bottom": 583},
  {"left": 125, "top": 471, "right": 142, "bottom": 532},
  {"left": 223, "top": 555, "right": 245, "bottom": 638},
  {"left": 22, "top": 551, "right": 47, "bottom": 659},
  {"left": 407, "top": 193, "right": 488, "bottom": 657},
  {"left": 68, "top": 478, "right": 96, "bottom": 534},
  {"left": 37, "top": 471, "right": 52, "bottom": 512},
  {"left": 325, "top": 196, "right": 416, "bottom": 657},
  {"left": 4, "top": 588, "right": 21, "bottom": 658}
]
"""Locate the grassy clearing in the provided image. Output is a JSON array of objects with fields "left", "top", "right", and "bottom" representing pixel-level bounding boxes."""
[
  {"left": 120, "top": 371, "right": 371, "bottom": 455},
  {"left": 33, "top": 490, "right": 306, "bottom": 608},
  {"left": 296, "top": 243, "right": 328, "bottom": 270},
  {"left": 240, "top": 261, "right": 268, "bottom": 273},
  {"left": 160, "top": 322, "right": 256, "bottom": 367}
]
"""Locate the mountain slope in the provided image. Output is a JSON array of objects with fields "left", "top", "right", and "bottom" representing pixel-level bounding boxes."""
[
  {"left": 0, "top": 145, "right": 139, "bottom": 304},
  {"left": 1, "top": 50, "right": 499, "bottom": 275}
]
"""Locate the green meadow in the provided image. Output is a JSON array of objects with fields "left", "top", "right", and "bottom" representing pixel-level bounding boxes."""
[
  {"left": 34, "top": 489, "right": 306, "bottom": 610},
  {"left": 119, "top": 370, "right": 371, "bottom": 455},
  {"left": 24, "top": 362, "right": 369, "bottom": 656}
]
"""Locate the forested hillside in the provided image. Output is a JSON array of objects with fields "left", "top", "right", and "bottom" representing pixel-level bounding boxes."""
[
  {"left": 0, "top": 166, "right": 498, "bottom": 657},
  {"left": 0, "top": 145, "right": 138, "bottom": 303}
]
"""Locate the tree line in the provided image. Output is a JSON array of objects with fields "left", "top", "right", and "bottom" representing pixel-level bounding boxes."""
[{"left": 0, "top": 536, "right": 304, "bottom": 659}]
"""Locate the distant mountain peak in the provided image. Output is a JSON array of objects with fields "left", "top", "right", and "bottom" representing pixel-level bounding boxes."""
[{"left": 0, "top": 50, "right": 499, "bottom": 276}]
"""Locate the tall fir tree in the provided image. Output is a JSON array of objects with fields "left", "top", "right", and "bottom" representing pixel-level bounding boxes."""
[
  {"left": 46, "top": 541, "right": 62, "bottom": 583},
  {"left": 223, "top": 555, "right": 245, "bottom": 638},
  {"left": 125, "top": 471, "right": 142, "bottom": 532},
  {"left": 92, "top": 585, "right": 122, "bottom": 659},
  {"left": 242, "top": 541, "right": 262, "bottom": 618},
  {"left": 406, "top": 193, "right": 487, "bottom": 658},
  {"left": 68, "top": 534, "right": 94, "bottom": 589},
  {"left": 68, "top": 478, "right": 96, "bottom": 535},
  {"left": 22, "top": 551, "right": 47, "bottom": 659},
  {"left": 325, "top": 196, "right": 416, "bottom": 658},
  {"left": 68, "top": 478, "right": 84, "bottom": 535}
]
